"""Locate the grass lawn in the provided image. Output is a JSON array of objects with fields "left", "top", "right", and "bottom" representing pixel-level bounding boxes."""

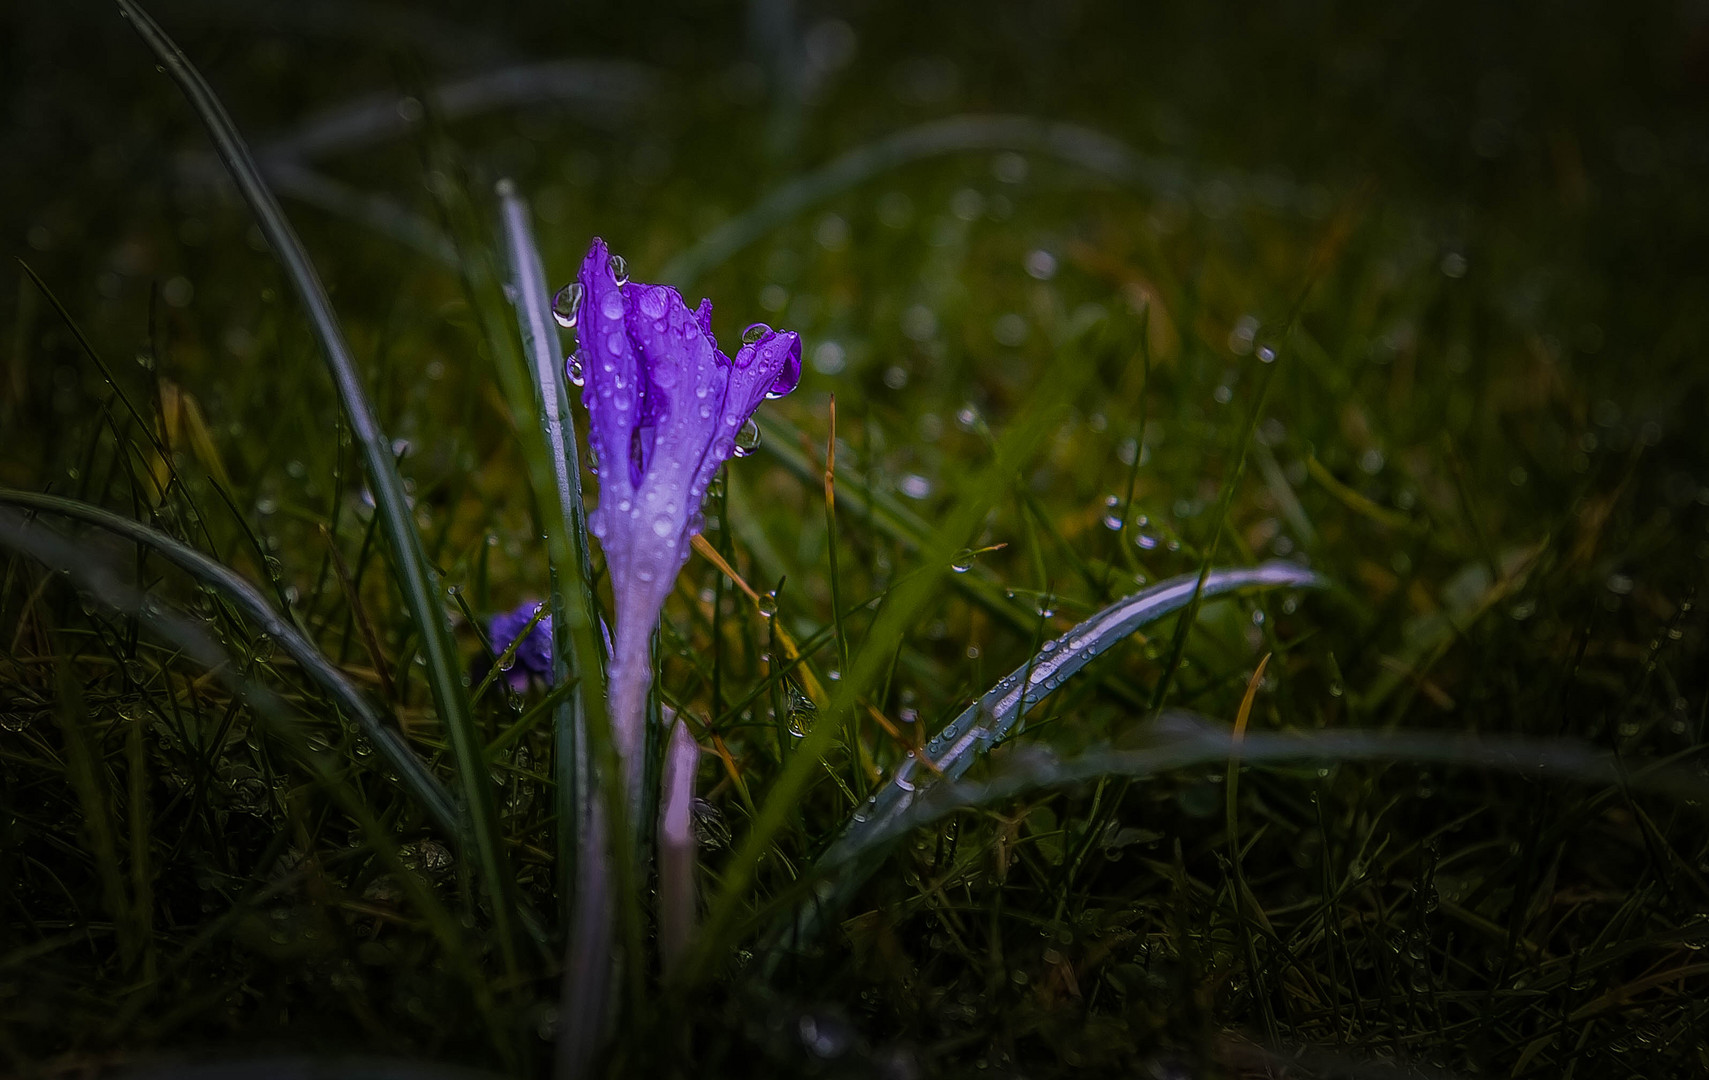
[{"left": 2, "top": 1, "right": 1706, "bottom": 1076}]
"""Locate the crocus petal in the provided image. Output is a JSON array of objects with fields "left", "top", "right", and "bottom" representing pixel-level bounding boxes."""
[{"left": 577, "top": 238, "right": 645, "bottom": 515}]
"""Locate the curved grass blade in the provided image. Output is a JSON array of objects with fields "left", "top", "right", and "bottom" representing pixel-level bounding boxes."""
[
  {"left": 661, "top": 114, "right": 1306, "bottom": 287},
  {"left": 115, "top": 0, "right": 516, "bottom": 969},
  {"left": 495, "top": 182, "right": 604, "bottom": 902},
  {"left": 757, "top": 563, "right": 1326, "bottom": 960},
  {"left": 847, "top": 711, "right": 1709, "bottom": 851},
  {"left": 0, "top": 488, "right": 462, "bottom": 839},
  {"left": 829, "top": 561, "right": 1325, "bottom": 867},
  {"left": 493, "top": 183, "right": 638, "bottom": 1075},
  {"left": 259, "top": 59, "right": 657, "bottom": 164},
  {"left": 267, "top": 161, "right": 457, "bottom": 266}
]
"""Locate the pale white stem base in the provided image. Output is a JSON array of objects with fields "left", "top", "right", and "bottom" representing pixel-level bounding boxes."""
[{"left": 657, "top": 711, "right": 700, "bottom": 975}]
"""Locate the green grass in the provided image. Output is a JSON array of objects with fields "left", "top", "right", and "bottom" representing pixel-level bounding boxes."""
[{"left": 3, "top": 1, "right": 1707, "bottom": 1077}]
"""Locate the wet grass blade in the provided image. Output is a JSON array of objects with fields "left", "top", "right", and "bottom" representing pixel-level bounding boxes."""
[
  {"left": 661, "top": 115, "right": 1236, "bottom": 287},
  {"left": 490, "top": 182, "right": 637, "bottom": 1075},
  {"left": 494, "top": 181, "right": 606, "bottom": 922},
  {"left": 849, "top": 712, "right": 1709, "bottom": 850},
  {"left": 114, "top": 0, "right": 515, "bottom": 969},
  {"left": 0, "top": 488, "right": 462, "bottom": 839},
  {"left": 762, "top": 562, "right": 1325, "bottom": 950},
  {"left": 842, "top": 562, "right": 1325, "bottom": 853}
]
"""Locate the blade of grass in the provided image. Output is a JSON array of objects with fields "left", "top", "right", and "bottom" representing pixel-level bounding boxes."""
[
  {"left": 660, "top": 114, "right": 1296, "bottom": 287},
  {"left": 494, "top": 180, "right": 607, "bottom": 922},
  {"left": 853, "top": 711, "right": 1709, "bottom": 852},
  {"left": 489, "top": 182, "right": 637, "bottom": 1074},
  {"left": 761, "top": 562, "right": 1325, "bottom": 959},
  {"left": 0, "top": 488, "right": 462, "bottom": 839},
  {"left": 123, "top": 686, "right": 156, "bottom": 983},
  {"left": 838, "top": 563, "right": 1324, "bottom": 863},
  {"left": 114, "top": 0, "right": 517, "bottom": 970},
  {"left": 821, "top": 396, "right": 863, "bottom": 790},
  {"left": 52, "top": 654, "right": 137, "bottom": 969}
]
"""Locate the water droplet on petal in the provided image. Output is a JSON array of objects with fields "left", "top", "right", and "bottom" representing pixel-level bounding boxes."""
[
  {"left": 742, "top": 322, "right": 772, "bottom": 345},
  {"left": 607, "top": 253, "right": 628, "bottom": 285},
  {"left": 651, "top": 515, "right": 674, "bottom": 538},
  {"left": 732, "top": 417, "right": 762, "bottom": 458},
  {"left": 565, "top": 352, "right": 585, "bottom": 387},
  {"left": 551, "top": 282, "right": 583, "bottom": 327}
]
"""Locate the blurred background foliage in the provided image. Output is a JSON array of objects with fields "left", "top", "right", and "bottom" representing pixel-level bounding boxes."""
[{"left": 2, "top": 0, "right": 1708, "bottom": 1076}]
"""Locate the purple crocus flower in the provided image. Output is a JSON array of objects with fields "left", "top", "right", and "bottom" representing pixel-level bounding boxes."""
[
  {"left": 488, "top": 600, "right": 553, "bottom": 692},
  {"left": 570, "top": 237, "right": 801, "bottom": 791},
  {"left": 556, "top": 239, "right": 801, "bottom": 1077}
]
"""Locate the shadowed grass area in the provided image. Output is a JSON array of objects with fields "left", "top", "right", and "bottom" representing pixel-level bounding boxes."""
[{"left": 2, "top": 1, "right": 1707, "bottom": 1077}]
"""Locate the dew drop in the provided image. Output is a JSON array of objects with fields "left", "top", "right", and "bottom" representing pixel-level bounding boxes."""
[
  {"left": 898, "top": 473, "right": 933, "bottom": 499},
  {"left": 950, "top": 549, "right": 975, "bottom": 573},
  {"left": 732, "top": 417, "right": 762, "bottom": 458},
  {"left": 551, "top": 282, "right": 583, "bottom": 328},
  {"left": 757, "top": 591, "right": 779, "bottom": 618},
  {"left": 742, "top": 322, "right": 771, "bottom": 345},
  {"left": 565, "top": 352, "right": 585, "bottom": 387},
  {"left": 607, "top": 253, "right": 628, "bottom": 285},
  {"left": 1134, "top": 532, "right": 1160, "bottom": 551}
]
